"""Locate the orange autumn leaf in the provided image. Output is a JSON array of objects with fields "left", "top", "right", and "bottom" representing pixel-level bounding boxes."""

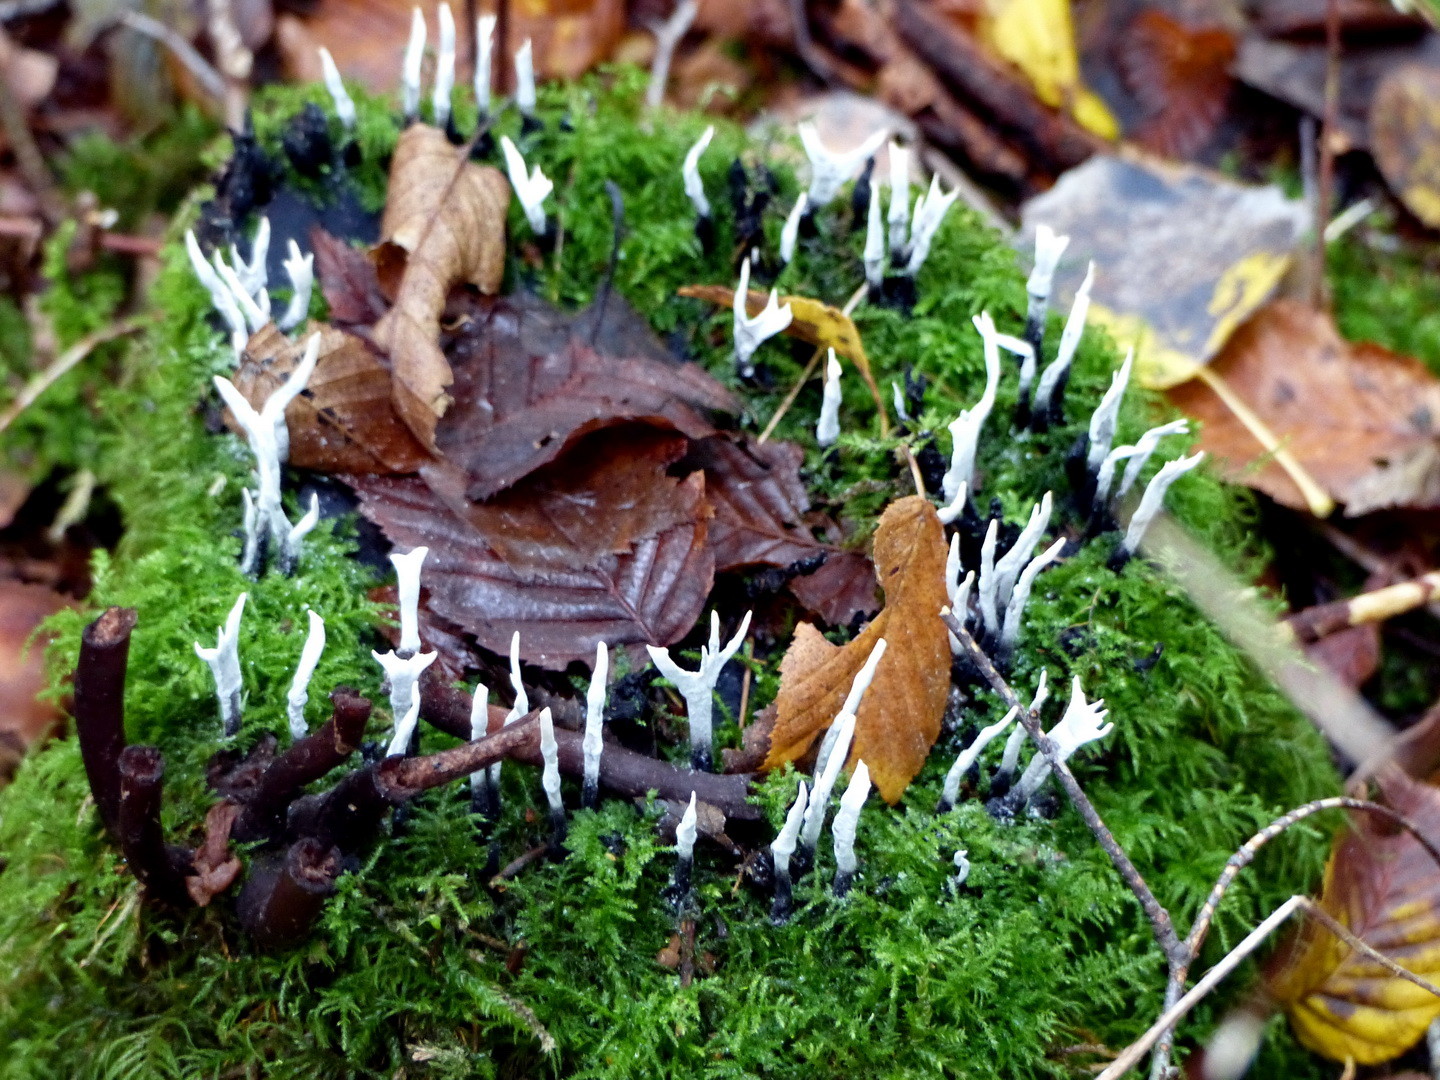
[
  {"left": 1266, "top": 768, "right": 1440, "bottom": 1064},
  {"left": 762, "top": 495, "right": 950, "bottom": 803}
]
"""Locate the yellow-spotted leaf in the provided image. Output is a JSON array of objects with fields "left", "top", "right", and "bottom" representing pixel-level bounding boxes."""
[
  {"left": 678, "top": 285, "right": 887, "bottom": 432},
  {"left": 1266, "top": 768, "right": 1440, "bottom": 1065}
]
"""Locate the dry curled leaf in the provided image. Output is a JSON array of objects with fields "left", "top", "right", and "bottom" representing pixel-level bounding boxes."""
[
  {"left": 1117, "top": 11, "right": 1236, "bottom": 160},
  {"left": 310, "top": 226, "right": 388, "bottom": 327},
  {"left": 686, "top": 435, "right": 878, "bottom": 626},
  {"left": 350, "top": 427, "right": 715, "bottom": 669},
  {"left": 184, "top": 800, "right": 243, "bottom": 907},
  {"left": 233, "top": 323, "right": 431, "bottom": 474},
  {"left": 762, "top": 495, "right": 950, "bottom": 803},
  {"left": 1167, "top": 300, "right": 1440, "bottom": 515},
  {"left": 678, "top": 284, "right": 888, "bottom": 431},
  {"left": 372, "top": 125, "right": 510, "bottom": 451},
  {"left": 1266, "top": 768, "right": 1440, "bottom": 1064},
  {"left": 437, "top": 292, "right": 739, "bottom": 500}
]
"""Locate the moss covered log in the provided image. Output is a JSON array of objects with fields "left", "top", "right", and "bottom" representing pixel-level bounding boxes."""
[{"left": 0, "top": 69, "right": 1341, "bottom": 1078}]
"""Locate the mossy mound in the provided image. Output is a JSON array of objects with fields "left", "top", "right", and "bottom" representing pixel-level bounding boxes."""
[{"left": 0, "top": 69, "right": 1340, "bottom": 1078}]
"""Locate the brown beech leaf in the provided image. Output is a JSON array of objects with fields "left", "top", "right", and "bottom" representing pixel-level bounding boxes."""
[
  {"left": 679, "top": 285, "right": 887, "bottom": 428},
  {"left": 233, "top": 323, "right": 431, "bottom": 474},
  {"left": 1167, "top": 300, "right": 1440, "bottom": 515},
  {"left": 184, "top": 800, "right": 243, "bottom": 907},
  {"left": 310, "top": 227, "right": 388, "bottom": 327},
  {"left": 1266, "top": 768, "right": 1440, "bottom": 1064},
  {"left": 436, "top": 292, "right": 740, "bottom": 500},
  {"left": 1371, "top": 62, "right": 1440, "bottom": 228},
  {"left": 349, "top": 427, "right": 715, "bottom": 669},
  {"left": 762, "top": 495, "right": 950, "bottom": 803},
  {"left": 685, "top": 435, "right": 879, "bottom": 626},
  {"left": 371, "top": 125, "right": 510, "bottom": 452},
  {"left": 1117, "top": 12, "right": 1236, "bottom": 160}
]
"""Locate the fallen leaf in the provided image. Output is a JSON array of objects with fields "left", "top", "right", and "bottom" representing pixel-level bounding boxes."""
[
  {"left": 0, "top": 579, "right": 68, "bottom": 757},
  {"left": 1371, "top": 62, "right": 1440, "bottom": 228},
  {"left": 310, "top": 227, "right": 388, "bottom": 327},
  {"left": 371, "top": 125, "right": 510, "bottom": 452},
  {"left": 350, "top": 427, "right": 715, "bottom": 669},
  {"left": 1019, "top": 154, "right": 1307, "bottom": 389},
  {"left": 184, "top": 800, "right": 243, "bottom": 907},
  {"left": 981, "top": 0, "right": 1120, "bottom": 138},
  {"left": 436, "top": 292, "right": 739, "bottom": 500},
  {"left": 678, "top": 285, "right": 888, "bottom": 429},
  {"left": 1305, "top": 624, "right": 1381, "bottom": 690},
  {"left": 686, "top": 435, "right": 879, "bottom": 626},
  {"left": 1116, "top": 12, "right": 1236, "bottom": 160},
  {"left": 1167, "top": 300, "right": 1440, "bottom": 515},
  {"left": 233, "top": 323, "right": 431, "bottom": 474},
  {"left": 762, "top": 495, "right": 950, "bottom": 803},
  {"left": 1266, "top": 768, "right": 1440, "bottom": 1064}
]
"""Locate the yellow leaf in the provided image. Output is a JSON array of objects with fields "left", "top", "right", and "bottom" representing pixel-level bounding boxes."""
[
  {"left": 677, "top": 285, "right": 889, "bottom": 433},
  {"left": 982, "top": 0, "right": 1119, "bottom": 140},
  {"left": 1266, "top": 768, "right": 1440, "bottom": 1065}
]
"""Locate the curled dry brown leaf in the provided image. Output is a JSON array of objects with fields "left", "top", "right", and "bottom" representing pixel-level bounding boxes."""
[
  {"left": 762, "top": 495, "right": 950, "bottom": 803},
  {"left": 1116, "top": 11, "right": 1236, "bottom": 160},
  {"left": 233, "top": 323, "right": 430, "bottom": 474},
  {"left": 371, "top": 125, "right": 510, "bottom": 452},
  {"left": 1168, "top": 299, "right": 1440, "bottom": 516},
  {"left": 1266, "top": 768, "right": 1440, "bottom": 1064},
  {"left": 184, "top": 800, "right": 243, "bottom": 907},
  {"left": 350, "top": 427, "right": 715, "bottom": 669}
]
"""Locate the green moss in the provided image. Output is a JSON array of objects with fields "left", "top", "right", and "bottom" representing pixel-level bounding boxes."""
[
  {"left": 0, "top": 69, "right": 1340, "bottom": 1078},
  {"left": 1330, "top": 214, "right": 1440, "bottom": 376}
]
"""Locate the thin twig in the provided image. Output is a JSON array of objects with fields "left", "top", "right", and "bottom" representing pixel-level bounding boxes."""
[
  {"left": 1312, "top": 0, "right": 1342, "bottom": 309},
  {"left": 645, "top": 0, "right": 697, "bottom": 111},
  {"left": 116, "top": 11, "right": 227, "bottom": 105},
  {"left": 0, "top": 51, "right": 61, "bottom": 221},
  {"left": 1286, "top": 571, "right": 1440, "bottom": 643},
  {"left": 940, "top": 612, "right": 1185, "bottom": 966},
  {"left": 490, "top": 843, "right": 549, "bottom": 887},
  {"left": 0, "top": 317, "right": 144, "bottom": 436}
]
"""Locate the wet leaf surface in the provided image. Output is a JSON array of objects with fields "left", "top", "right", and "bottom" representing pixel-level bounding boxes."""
[
  {"left": 763, "top": 495, "right": 950, "bottom": 803},
  {"left": 1116, "top": 11, "right": 1235, "bottom": 160},
  {"left": 310, "top": 226, "right": 388, "bottom": 328}
]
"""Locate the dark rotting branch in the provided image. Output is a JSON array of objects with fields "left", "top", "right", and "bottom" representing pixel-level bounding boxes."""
[
  {"left": 236, "top": 836, "right": 342, "bottom": 949},
  {"left": 419, "top": 677, "right": 761, "bottom": 821},
  {"left": 117, "top": 745, "right": 194, "bottom": 907},
  {"left": 232, "top": 688, "right": 372, "bottom": 842},
  {"left": 75, "top": 606, "right": 138, "bottom": 837}
]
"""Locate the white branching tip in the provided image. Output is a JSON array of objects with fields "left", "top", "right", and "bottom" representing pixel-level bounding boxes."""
[
  {"left": 952, "top": 849, "right": 971, "bottom": 886},
  {"left": 887, "top": 141, "right": 909, "bottom": 259},
  {"left": 212, "top": 253, "right": 268, "bottom": 334},
  {"left": 539, "top": 707, "right": 563, "bottom": 816},
  {"left": 1015, "top": 675, "right": 1111, "bottom": 801},
  {"left": 285, "top": 609, "right": 326, "bottom": 740},
  {"left": 486, "top": 631, "right": 529, "bottom": 795},
  {"left": 1033, "top": 261, "right": 1094, "bottom": 417},
  {"left": 816, "top": 349, "right": 842, "bottom": 448},
  {"left": 840, "top": 637, "right": 886, "bottom": 719},
  {"left": 499, "top": 135, "right": 552, "bottom": 235},
  {"left": 401, "top": 7, "right": 425, "bottom": 120},
  {"left": 891, "top": 381, "right": 910, "bottom": 423},
  {"left": 474, "top": 14, "right": 496, "bottom": 114},
  {"left": 467, "top": 681, "right": 490, "bottom": 795},
  {"left": 863, "top": 180, "right": 885, "bottom": 289},
  {"left": 213, "top": 376, "right": 284, "bottom": 556},
  {"left": 187, "top": 230, "right": 248, "bottom": 354},
  {"left": 905, "top": 174, "right": 959, "bottom": 276},
  {"left": 1086, "top": 348, "right": 1135, "bottom": 472},
  {"left": 732, "top": 257, "right": 793, "bottom": 376},
  {"left": 647, "top": 610, "right": 751, "bottom": 771},
  {"left": 515, "top": 38, "right": 537, "bottom": 117},
  {"left": 997, "top": 671, "right": 1048, "bottom": 779},
  {"left": 386, "top": 694, "right": 422, "bottom": 758},
  {"left": 780, "top": 193, "right": 807, "bottom": 265},
  {"left": 318, "top": 47, "right": 355, "bottom": 129},
  {"left": 945, "top": 533, "right": 962, "bottom": 603},
  {"left": 832, "top": 760, "right": 871, "bottom": 884},
  {"left": 583, "top": 641, "right": 608, "bottom": 806},
  {"left": 277, "top": 239, "right": 314, "bottom": 332},
  {"left": 239, "top": 488, "right": 260, "bottom": 576},
  {"left": 194, "top": 592, "right": 247, "bottom": 737},
  {"left": 268, "top": 330, "right": 319, "bottom": 464},
  {"left": 976, "top": 518, "right": 1000, "bottom": 637},
  {"left": 646, "top": 0, "right": 697, "bottom": 110},
  {"left": 230, "top": 217, "right": 270, "bottom": 298},
  {"left": 1000, "top": 536, "right": 1066, "bottom": 652},
  {"left": 992, "top": 492, "right": 1053, "bottom": 610},
  {"left": 676, "top": 791, "right": 698, "bottom": 862},
  {"left": 940, "top": 311, "right": 1002, "bottom": 502},
  {"left": 942, "top": 706, "right": 1016, "bottom": 809},
  {"left": 800, "top": 710, "right": 856, "bottom": 852},
  {"left": 772, "top": 779, "right": 808, "bottom": 878},
  {"left": 937, "top": 481, "right": 968, "bottom": 526},
  {"left": 1094, "top": 444, "right": 1142, "bottom": 511},
  {"left": 1122, "top": 451, "right": 1205, "bottom": 556},
  {"left": 797, "top": 120, "right": 885, "bottom": 207},
  {"left": 682, "top": 125, "right": 715, "bottom": 219},
  {"left": 431, "top": 2, "right": 456, "bottom": 128},
  {"left": 1118, "top": 419, "right": 1191, "bottom": 500},
  {"left": 389, "top": 546, "right": 428, "bottom": 656},
  {"left": 993, "top": 330, "right": 1037, "bottom": 399},
  {"left": 371, "top": 647, "right": 436, "bottom": 741},
  {"left": 1026, "top": 224, "right": 1069, "bottom": 304}
]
